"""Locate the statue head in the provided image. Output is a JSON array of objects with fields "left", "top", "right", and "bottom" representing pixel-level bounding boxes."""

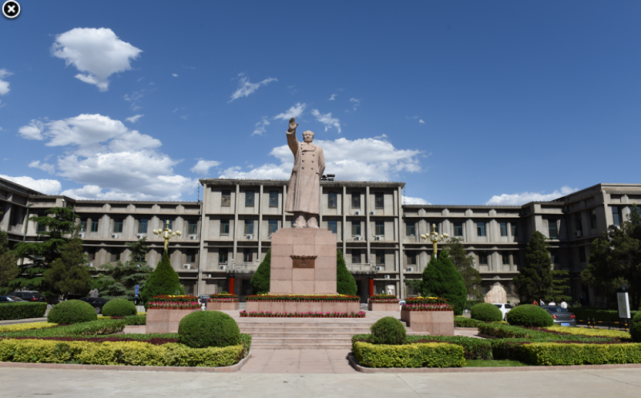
[{"left": 302, "top": 130, "right": 314, "bottom": 143}]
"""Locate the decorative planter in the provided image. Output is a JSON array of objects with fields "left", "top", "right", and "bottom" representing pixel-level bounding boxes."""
[
  {"left": 207, "top": 301, "right": 240, "bottom": 311},
  {"left": 400, "top": 309, "right": 454, "bottom": 335},
  {"left": 146, "top": 308, "right": 200, "bottom": 334},
  {"left": 245, "top": 301, "right": 361, "bottom": 315},
  {"left": 368, "top": 302, "right": 400, "bottom": 311}
]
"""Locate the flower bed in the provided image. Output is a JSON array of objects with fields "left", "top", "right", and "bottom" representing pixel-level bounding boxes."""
[
  {"left": 208, "top": 293, "right": 239, "bottom": 303},
  {"left": 368, "top": 295, "right": 399, "bottom": 304},
  {"left": 147, "top": 295, "right": 200, "bottom": 310},
  {"left": 240, "top": 311, "right": 366, "bottom": 318},
  {"left": 245, "top": 294, "right": 359, "bottom": 302},
  {"left": 401, "top": 303, "right": 454, "bottom": 311},
  {"left": 405, "top": 296, "right": 449, "bottom": 305}
]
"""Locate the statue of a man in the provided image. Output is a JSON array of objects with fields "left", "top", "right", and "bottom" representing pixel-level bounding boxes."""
[{"left": 285, "top": 117, "right": 325, "bottom": 228}]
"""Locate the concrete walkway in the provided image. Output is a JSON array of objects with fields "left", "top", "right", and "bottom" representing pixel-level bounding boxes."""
[
  {"left": 0, "top": 317, "right": 47, "bottom": 326},
  {"left": 240, "top": 349, "right": 355, "bottom": 373},
  {"left": 0, "top": 367, "right": 639, "bottom": 397}
]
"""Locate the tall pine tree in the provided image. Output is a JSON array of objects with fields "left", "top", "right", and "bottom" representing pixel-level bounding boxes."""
[
  {"left": 140, "top": 251, "right": 183, "bottom": 306},
  {"left": 446, "top": 237, "right": 482, "bottom": 300},
  {"left": 421, "top": 249, "right": 467, "bottom": 315},
  {"left": 250, "top": 249, "right": 271, "bottom": 294},
  {"left": 337, "top": 250, "right": 357, "bottom": 295},
  {"left": 44, "top": 238, "right": 91, "bottom": 300}
]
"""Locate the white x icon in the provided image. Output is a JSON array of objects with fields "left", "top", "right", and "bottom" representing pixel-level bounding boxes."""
[{"left": 6, "top": 5, "right": 15, "bottom": 12}]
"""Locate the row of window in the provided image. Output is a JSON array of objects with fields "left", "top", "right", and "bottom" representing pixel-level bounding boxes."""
[
  {"left": 224, "top": 191, "right": 386, "bottom": 210},
  {"left": 86, "top": 249, "right": 197, "bottom": 263},
  {"left": 405, "top": 221, "right": 517, "bottom": 238},
  {"left": 79, "top": 219, "right": 198, "bottom": 234},
  {"left": 548, "top": 209, "right": 601, "bottom": 239}
]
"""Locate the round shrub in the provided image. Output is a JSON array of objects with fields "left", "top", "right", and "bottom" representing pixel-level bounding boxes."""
[
  {"left": 370, "top": 316, "right": 406, "bottom": 345},
  {"left": 506, "top": 304, "right": 554, "bottom": 327},
  {"left": 47, "top": 299, "right": 97, "bottom": 324},
  {"left": 102, "top": 299, "right": 137, "bottom": 317},
  {"left": 178, "top": 311, "right": 241, "bottom": 348},
  {"left": 471, "top": 303, "right": 503, "bottom": 322},
  {"left": 631, "top": 311, "right": 641, "bottom": 342}
]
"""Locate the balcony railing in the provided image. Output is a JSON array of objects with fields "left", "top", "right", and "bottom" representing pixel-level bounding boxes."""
[{"left": 347, "top": 263, "right": 377, "bottom": 275}]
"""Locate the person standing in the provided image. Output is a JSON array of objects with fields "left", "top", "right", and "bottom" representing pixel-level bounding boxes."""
[
  {"left": 549, "top": 299, "right": 556, "bottom": 306},
  {"left": 560, "top": 299, "right": 568, "bottom": 309},
  {"left": 539, "top": 299, "right": 546, "bottom": 305}
]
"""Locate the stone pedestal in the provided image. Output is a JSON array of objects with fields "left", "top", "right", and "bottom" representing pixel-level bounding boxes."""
[
  {"left": 207, "top": 302, "right": 239, "bottom": 311},
  {"left": 146, "top": 309, "right": 200, "bottom": 334},
  {"left": 368, "top": 302, "right": 399, "bottom": 311},
  {"left": 400, "top": 310, "right": 454, "bottom": 335},
  {"left": 270, "top": 228, "right": 337, "bottom": 294}
]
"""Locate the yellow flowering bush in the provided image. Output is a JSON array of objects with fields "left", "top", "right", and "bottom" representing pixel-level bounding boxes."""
[
  {"left": 546, "top": 326, "right": 631, "bottom": 339},
  {"left": 0, "top": 322, "right": 57, "bottom": 333}
]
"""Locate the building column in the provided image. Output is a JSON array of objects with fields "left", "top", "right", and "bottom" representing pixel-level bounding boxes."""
[
  {"left": 365, "top": 185, "right": 370, "bottom": 264},
  {"left": 342, "top": 185, "right": 347, "bottom": 256},
  {"left": 233, "top": 183, "right": 239, "bottom": 261},
  {"left": 258, "top": 184, "right": 263, "bottom": 261}
]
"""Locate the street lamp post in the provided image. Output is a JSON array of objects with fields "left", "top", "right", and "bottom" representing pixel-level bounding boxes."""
[
  {"left": 153, "top": 220, "right": 182, "bottom": 253},
  {"left": 421, "top": 224, "right": 449, "bottom": 258}
]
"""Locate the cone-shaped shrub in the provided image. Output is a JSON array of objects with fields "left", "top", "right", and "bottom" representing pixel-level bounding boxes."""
[
  {"left": 630, "top": 311, "right": 641, "bottom": 342},
  {"left": 102, "top": 298, "right": 137, "bottom": 317},
  {"left": 506, "top": 304, "right": 554, "bottom": 327},
  {"left": 471, "top": 303, "right": 503, "bottom": 322},
  {"left": 337, "top": 250, "right": 357, "bottom": 295},
  {"left": 250, "top": 249, "right": 271, "bottom": 294},
  {"left": 47, "top": 299, "right": 97, "bottom": 324},
  {"left": 178, "top": 311, "right": 241, "bottom": 348},
  {"left": 371, "top": 316, "right": 406, "bottom": 345},
  {"left": 421, "top": 250, "right": 467, "bottom": 315},
  {"left": 141, "top": 251, "right": 183, "bottom": 306}
]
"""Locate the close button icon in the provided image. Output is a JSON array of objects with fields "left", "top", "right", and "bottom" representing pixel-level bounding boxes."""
[{"left": 2, "top": 1, "right": 20, "bottom": 19}]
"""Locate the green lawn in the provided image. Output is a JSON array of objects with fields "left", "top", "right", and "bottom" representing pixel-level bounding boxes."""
[{"left": 465, "top": 359, "right": 528, "bottom": 367}]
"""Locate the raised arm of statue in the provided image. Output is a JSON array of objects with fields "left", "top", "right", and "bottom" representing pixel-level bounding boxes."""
[{"left": 286, "top": 117, "right": 299, "bottom": 155}]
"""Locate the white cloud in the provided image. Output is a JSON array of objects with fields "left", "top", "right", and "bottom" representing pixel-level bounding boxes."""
[
  {"left": 485, "top": 186, "right": 579, "bottom": 206},
  {"left": 190, "top": 160, "right": 221, "bottom": 175},
  {"left": 19, "top": 120, "right": 45, "bottom": 140},
  {"left": 18, "top": 113, "right": 197, "bottom": 200},
  {"left": 403, "top": 196, "right": 430, "bottom": 205},
  {"left": 349, "top": 98, "right": 361, "bottom": 111},
  {"left": 124, "top": 90, "right": 144, "bottom": 110},
  {"left": 253, "top": 117, "right": 270, "bottom": 136},
  {"left": 329, "top": 93, "right": 337, "bottom": 101},
  {"left": 172, "top": 73, "right": 178, "bottom": 77},
  {"left": 52, "top": 28, "right": 142, "bottom": 91},
  {"left": 220, "top": 137, "right": 422, "bottom": 182},
  {"left": 274, "top": 103, "right": 306, "bottom": 120},
  {"left": 310, "top": 109, "right": 341, "bottom": 134},
  {"left": 125, "top": 114, "right": 144, "bottom": 123},
  {"left": 229, "top": 75, "right": 277, "bottom": 102},
  {"left": 0, "top": 174, "right": 61, "bottom": 195},
  {"left": 0, "top": 69, "right": 11, "bottom": 96},
  {"left": 28, "top": 160, "right": 55, "bottom": 174},
  {"left": 419, "top": 119, "right": 425, "bottom": 124}
]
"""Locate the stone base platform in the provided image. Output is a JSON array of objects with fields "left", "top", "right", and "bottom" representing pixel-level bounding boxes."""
[
  {"left": 368, "top": 302, "right": 399, "bottom": 311},
  {"left": 146, "top": 309, "right": 200, "bottom": 334},
  {"left": 245, "top": 301, "right": 360, "bottom": 314},
  {"left": 207, "top": 302, "right": 239, "bottom": 311},
  {"left": 400, "top": 310, "right": 454, "bottom": 336}
]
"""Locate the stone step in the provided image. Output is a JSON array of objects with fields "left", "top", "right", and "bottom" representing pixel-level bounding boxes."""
[
  {"left": 239, "top": 327, "right": 371, "bottom": 333},
  {"left": 247, "top": 332, "right": 364, "bottom": 338},
  {"left": 252, "top": 337, "right": 352, "bottom": 344},
  {"left": 251, "top": 344, "right": 353, "bottom": 350}
]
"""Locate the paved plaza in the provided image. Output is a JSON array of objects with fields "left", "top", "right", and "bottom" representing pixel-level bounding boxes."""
[{"left": 1, "top": 367, "right": 640, "bottom": 398}]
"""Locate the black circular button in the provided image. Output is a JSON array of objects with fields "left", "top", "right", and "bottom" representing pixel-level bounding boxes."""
[{"left": 2, "top": 1, "right": 20, "bottom": 19}]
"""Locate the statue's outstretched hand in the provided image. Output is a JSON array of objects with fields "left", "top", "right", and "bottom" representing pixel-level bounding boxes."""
[{"left": 288, "top": 117, "right": 299, "bottom": 132}]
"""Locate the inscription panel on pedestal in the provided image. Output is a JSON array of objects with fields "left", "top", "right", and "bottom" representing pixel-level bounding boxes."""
[{"left": 291, "top": 255, "right": 317, "bottom": 269}]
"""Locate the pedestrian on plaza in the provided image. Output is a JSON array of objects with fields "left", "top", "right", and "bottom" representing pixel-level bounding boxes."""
[
  {"left": 532, "top": 300, "right": 538, "bottom": 306},
  {"left": 560, "top": 299, "right": 568, "bottom": 309},
  {"left": 540, "top": 299, "right": 546, "bottom": 305},
  {"left": 549, "top": 299, "right": 556, "bottom": 306}
]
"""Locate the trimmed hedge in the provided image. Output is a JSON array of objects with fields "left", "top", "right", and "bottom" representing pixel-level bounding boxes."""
[
  {"left": 178, "top": 311, "right": 241, "bottom": 348},
  {"left": 0, "top": 322, "right": 57, "bottom": 333},
  {"left": 124, "top": 315, "right": 146, "bottom": 325},
  {"left": 352, "top": 334, "right": 492, "bottom": 360},
  {"left": 0, "top": 302, "right": 47, "bottom": 320},
  {"left": 514, "top": 342, "right": 641, "bottom": 366},
  {"left": 0, "top": 319, "right": 126, "bottom": 338},
  {"left": 370, "top": 317, "right": 406, "bottom": 345},
  {"left": 570, "top": 307, "right": 639, "bottom": 324},
  {"left": 546, "top": 326, "right": 631, "bottom": 339},
  {"left": 506, "top": 304, "right": 553, "bottom": 327},
  {"left": 454, "top": 317, "right": 483, "bottom": 328},
  {"left": 471, "top": 303, "right": 503, "bottom": 322},
  {"left": 353, "top": 341, "right": 465, "bottom": 368},
  {"left": 47, "top": 300, "right": 97, "bottom": 324},
  {"left": 102, "top": 299, "right": 136, "bottom": 317},
  {"left": 0, "top": 339, "right": 244, "bottom": 367}
]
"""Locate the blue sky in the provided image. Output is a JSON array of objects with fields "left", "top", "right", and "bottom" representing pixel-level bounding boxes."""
[{"left": 1, "top": 1, "right": 639, "bottom": 205}]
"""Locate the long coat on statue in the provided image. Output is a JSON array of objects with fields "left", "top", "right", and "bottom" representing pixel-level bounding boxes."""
[{"left": 285, "top": 130, "right": 325, "bottom": 215}]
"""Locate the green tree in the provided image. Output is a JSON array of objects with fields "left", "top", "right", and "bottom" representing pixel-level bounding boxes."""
[
  {"left": 513, "top": 231, "right": 569, "bottom": 303},
  {"left": 91, "top": 238, "right": 153, "bottom": 300},
  {"left": 43, "top": 238, "right": 91, "bottom": 300},
  {"left": 0, "top": 231, "right": 20, "bottom": 294},
  {"left": 446, "top": 237, "right": 482, "bottom": 300},
  {"left": 421, "top": 249, "right": 467, "bottom": 315},
  {"left": 140, "top": 251, "right": 184, "bottom": 306},
  {"left": 582, "top": 205, "right": 641, "bottom": 309},
  {"left": 12, "top": 207, "right": 79, "bottom": 296},
  {"left": 337, "top": 250, "right": 357, "bottom": 296},
  {"left": 250, "top": 249, "right": 271, "bottom": 294}
]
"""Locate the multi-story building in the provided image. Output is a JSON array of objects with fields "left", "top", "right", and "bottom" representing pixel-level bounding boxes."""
[{"left": 2, "top": 175, "right": 639, "bottom": 303}]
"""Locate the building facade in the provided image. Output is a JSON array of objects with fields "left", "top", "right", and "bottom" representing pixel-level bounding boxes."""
[{"left": 2, "top": 176, "right": 640, "bottom": 303}]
